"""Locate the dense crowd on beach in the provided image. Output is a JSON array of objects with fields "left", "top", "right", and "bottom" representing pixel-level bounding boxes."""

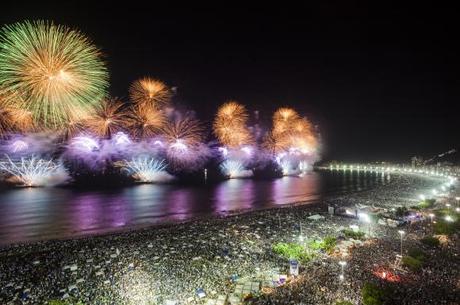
[{"left": 0, "top": 171, "right": 458, "bottom": 305}]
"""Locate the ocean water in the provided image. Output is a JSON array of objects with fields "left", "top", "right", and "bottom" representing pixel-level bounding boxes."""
[{"left": 0, "top": 170, "right": 391, "bottom": 245}]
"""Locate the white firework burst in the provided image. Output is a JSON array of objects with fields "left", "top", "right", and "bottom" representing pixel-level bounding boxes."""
[
  {"left": 0, "top": 155, "right": 69, "bottom": 186},
  {"left": 122, "top": 156, "right": 173, "bottom": 183},
  {"left": 220, "top": 160, "right": 253, "bottom": 179}
]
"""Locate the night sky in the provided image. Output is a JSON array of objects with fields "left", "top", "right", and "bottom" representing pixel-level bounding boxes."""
[{"left": 2, "top": 3, "right": 458, "bottom": 162}]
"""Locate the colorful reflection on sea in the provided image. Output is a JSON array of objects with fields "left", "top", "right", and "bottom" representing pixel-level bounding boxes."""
[{"left": 0, "top": 170, "right": 389, "bottom": 245}]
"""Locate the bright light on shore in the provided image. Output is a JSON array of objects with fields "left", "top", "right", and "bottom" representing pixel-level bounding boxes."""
[{"left": 358, "top": 213, "right": 370, "bottom": 223}]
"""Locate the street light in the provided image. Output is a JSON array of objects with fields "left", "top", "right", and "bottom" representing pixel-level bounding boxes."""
[{"left": 398, "top": 230, "right": 405, "bottom": 257}]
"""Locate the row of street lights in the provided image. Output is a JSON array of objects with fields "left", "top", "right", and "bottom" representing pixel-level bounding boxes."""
[{"left": 334, "top": 169, "right": 459, "bottom": 283}]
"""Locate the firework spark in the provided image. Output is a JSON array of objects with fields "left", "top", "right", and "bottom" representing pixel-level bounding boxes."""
[
  {"left": 85, "top": 98, "right": 130, "bottom": 138},
  {"left": 129, "top": 77, "right": 171, "bottom": 108},
  {"left": 213, "top": 101, "right": 252, "bottom": 148},
  {"left": 0, "top": 20, "right": 108, "bottom": 129},
  {"left": 0, "top": 155, "right": 69, "bottom": 186},
  {"left": 121, "top": 156, "right": 173, "bottom": 183}
]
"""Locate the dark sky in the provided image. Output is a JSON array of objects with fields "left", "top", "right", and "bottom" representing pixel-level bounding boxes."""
[{"left": 2, "top": 2, "right": 459, "bottom": 162}]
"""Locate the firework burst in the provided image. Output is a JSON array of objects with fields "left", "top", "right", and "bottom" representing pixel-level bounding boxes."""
[
  {"left": 213, "top": 101, "right": 252, "bottom": 148},
  {"left": 220, "top": 160, "right": 253, "bottom": 179},
  {"left": 121, "top": 156, "right": 173, "bottom": 183},
  {"left": 0, "top": 155, "right": 69, "bottom": 186},
  {"left": 85, "top": 98, "right": 130, "bottom": 138},
  {"left": 0, "top": 20, "right": 108, "bottom": 129},
  {"left": 264, "top": 107, "right": 319, "bottom": 174},
  {"left": 129, "top": 105, "right": 165, "bottom": 139},
  {"left": 1, "top": 93, "right": 35, "bottom": 135},
  {"left": 0, "top": 106, "right": 14, "bottom": 137},
  {"left": 266, "top": 107, "right": 318, "bottom": 154},
  {"left": 161, "top": 117, "right": 204, "bottom": 149},
  {"left": 263, "top": 131, "right": 290, "bottom": 154},
  {"left": 161, "top": 116, "right": 207, "bottom": 169},
  {"left": 272, "top": 107, "right": 300, "bottom": 136},
  {"left": 129, "top": 77, "right": 171, "bottom": 108}
]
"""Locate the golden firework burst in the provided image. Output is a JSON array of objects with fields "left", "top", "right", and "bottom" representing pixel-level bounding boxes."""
[{"left": 129, "top": 77, "right": 171, "bottom": 108}]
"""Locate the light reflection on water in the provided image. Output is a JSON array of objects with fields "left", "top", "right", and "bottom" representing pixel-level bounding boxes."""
[{"left": 0, "top": 170, "right": 390, "bottom": 245}]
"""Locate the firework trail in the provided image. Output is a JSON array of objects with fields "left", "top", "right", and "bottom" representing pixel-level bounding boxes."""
[
  {"left": 0, "top": 20, "right": 108, "bottom": 129},
  {"left": 0, "top": 155, "right": 69, "bottom": 186}
]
